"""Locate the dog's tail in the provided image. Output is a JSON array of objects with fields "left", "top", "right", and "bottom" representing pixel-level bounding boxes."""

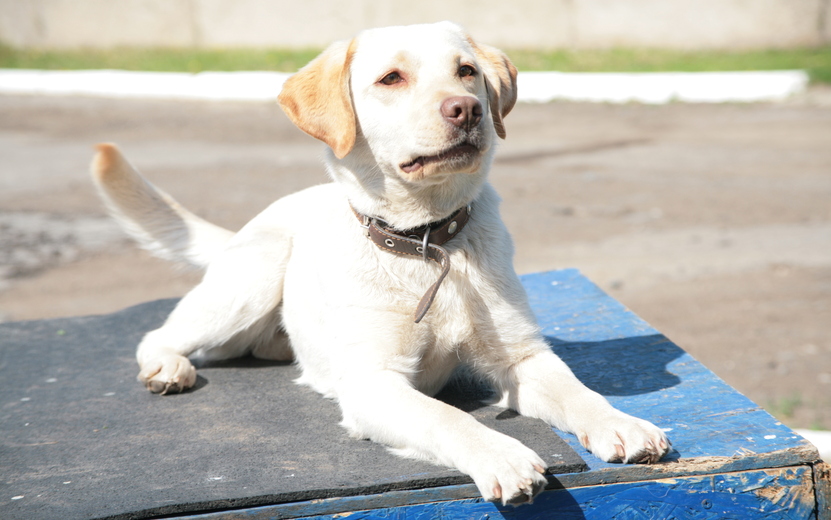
[{"left": 90, "top": 143, "right": 235, "bottom": 270}]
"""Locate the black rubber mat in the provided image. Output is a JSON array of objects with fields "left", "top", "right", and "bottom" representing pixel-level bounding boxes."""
[{"left": 0, "top": 299, "right": 585, "bottom": 520}]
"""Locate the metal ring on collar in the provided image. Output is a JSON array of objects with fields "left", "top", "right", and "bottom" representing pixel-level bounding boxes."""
[{"left": 421, "top": 227, "right": 431, "bottom": 262}]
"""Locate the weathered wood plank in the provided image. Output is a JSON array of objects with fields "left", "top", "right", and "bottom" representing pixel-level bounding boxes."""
[
  {"left": 522, "top": 269, "right": 819, "bottom": 483},
  {"left": 814, "top": 462, "right": 831, "bottom": 520},
  {"left": 181, "top": 465, "right": 816, "bottom": 520}
]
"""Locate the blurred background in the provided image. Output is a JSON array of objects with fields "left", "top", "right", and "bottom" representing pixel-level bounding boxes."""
[
  {"left": 0, "top": 0, "right": 829, "bottom": 433},
  {"left": 2, "top": 0, "right": 830, "bottom": 50}
]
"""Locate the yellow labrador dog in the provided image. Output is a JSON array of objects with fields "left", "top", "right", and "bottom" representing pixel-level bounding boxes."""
[{"left": 91, "top": 21, "right": 669, "bottom": 505}]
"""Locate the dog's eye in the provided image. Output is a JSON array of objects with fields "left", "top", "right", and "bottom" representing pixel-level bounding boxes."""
[
  {"left": 458, "top": 65, "right": 476, "bottom": 78},
  {"left": 379, "top": 72, "right": 403, "bottom": 85}
]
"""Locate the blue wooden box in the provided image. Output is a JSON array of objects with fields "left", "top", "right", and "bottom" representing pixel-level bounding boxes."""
[{"left": 2, "top": 269, "right": 828, "bottom": 519}]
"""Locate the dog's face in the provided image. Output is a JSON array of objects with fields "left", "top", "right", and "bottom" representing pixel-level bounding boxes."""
[
  {"left": 279, "top": 22, "right": 517, "bottom": 184},
  {"left": 348, "top": 23, "right": 501, "bottom": 181}
]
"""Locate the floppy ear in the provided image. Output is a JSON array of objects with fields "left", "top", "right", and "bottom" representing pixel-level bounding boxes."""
[
  {"left": 278, "top": 39, "right": 357, "bottom": 159},
  {"left": 471, "top": 42, "right": 518, "bottom": 139}
]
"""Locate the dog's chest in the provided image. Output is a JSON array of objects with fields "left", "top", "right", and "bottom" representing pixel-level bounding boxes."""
[
  {"left": 419, "top": 250, "right": 493, "bottom": 342},
  {"left": 429, "top": 282, "right": 477, "bottom": 341},
  {"left": 406, "top": 271, "right": 496, "bottom": 394}
]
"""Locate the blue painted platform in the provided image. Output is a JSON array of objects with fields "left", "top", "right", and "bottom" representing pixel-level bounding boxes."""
[{"left": 1, "top": 269, "right": 827, "bottom": 520}]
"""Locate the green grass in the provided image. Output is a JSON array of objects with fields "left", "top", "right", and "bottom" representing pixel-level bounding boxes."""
[
  {"left": 508, "top": 47, "right": 831, "bottom": 84},
  {"left": 2, "top": 44, "right": 830, "bottom": 83},
  {"left": 766, "top": 393, "right": 804, "bottom": 420},
  {"left": 765, "top": 393, "right": 830, "bottom": 431},
  {"left": 0, "top": 45, "right": 320, "bottom": 73}
]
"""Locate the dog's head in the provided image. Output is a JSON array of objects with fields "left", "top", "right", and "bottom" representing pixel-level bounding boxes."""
[{"left": 278, "top": 22, "right": 517, "bottom": 185}]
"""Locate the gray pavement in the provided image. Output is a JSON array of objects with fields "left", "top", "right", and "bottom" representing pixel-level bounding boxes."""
[{"left": 0, "top": 93, "right": 829, "bottom": 429}]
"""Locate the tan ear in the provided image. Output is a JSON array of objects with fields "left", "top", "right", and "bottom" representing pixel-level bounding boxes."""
[
  {"left": 471, "top": 42, "right": 518, "bottom": 139},
  {"left": 278, "top": 39, "right": 357, "bottom": 159}
]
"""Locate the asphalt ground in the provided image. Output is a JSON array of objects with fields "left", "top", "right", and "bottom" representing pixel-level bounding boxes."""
[{"left": 0, "top": 92, "right": 829, "bottom": 430}]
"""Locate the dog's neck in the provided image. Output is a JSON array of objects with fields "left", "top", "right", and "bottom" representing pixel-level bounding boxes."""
[{"left": 325, "top": 148, "right": 489, "bottom": 230}]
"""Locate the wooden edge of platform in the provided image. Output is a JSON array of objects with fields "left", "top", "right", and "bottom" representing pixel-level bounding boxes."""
[
  {"left": 554, "top": 443, "right": 820, "bottom": 488},
  {"left": 815, "top": 461, "right": 831, "bottom": 520},
  {"left": 136, "top": 444, "right": 824, "bottom": 520}
]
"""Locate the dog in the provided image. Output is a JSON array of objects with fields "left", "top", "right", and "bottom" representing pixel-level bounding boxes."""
[{"left": 91, "top": 21, "right": 669, "bottom": 505}]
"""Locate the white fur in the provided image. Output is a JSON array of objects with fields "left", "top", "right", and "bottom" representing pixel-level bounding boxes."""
[{"left": 91, "top": 22, "right": 669, "bottom": 506}]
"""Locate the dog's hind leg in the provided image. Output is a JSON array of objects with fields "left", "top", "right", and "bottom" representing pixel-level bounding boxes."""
[
  {"left": 251, "top": 322, "right": 293, "bottom": 362},
  {"left": 136, "top": 220, "right": 292, "bottom": 393}
]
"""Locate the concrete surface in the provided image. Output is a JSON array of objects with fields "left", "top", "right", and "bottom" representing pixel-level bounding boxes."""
[
  {"left": 0, "top": 92, "right": 829, "bottom": 436},
  {"left": 1, "top": 0, "right": 830, "bottom": 50}
]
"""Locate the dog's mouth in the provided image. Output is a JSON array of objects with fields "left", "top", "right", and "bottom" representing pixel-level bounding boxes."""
[{"left": 400, "top": 142, "right": 481, "bottom": 174}]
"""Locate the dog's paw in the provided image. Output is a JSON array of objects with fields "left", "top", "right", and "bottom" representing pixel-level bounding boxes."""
[
  {"left": 466, "top": 434, "right": 548, "bottom": 506},
  {"left": 578, "top": 411, "right": 670, "bottom": 464},
  {"left": 138, "top": 354, "right": 196, "bottom": 395}
]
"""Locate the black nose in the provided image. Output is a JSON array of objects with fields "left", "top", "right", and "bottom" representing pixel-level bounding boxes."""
[{"left": 441, "top": 96, "right": 483, "bottom": 130}]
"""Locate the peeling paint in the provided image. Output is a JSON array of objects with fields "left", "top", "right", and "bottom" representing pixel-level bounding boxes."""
[
  {"left": 296, "top": 467, "right": 818, "bottom": 520},
  {"left": 755, "top": 484, "right": 788, "bottom": 504},
  {"left": 756, "top": 466, "right": 818, "bottom": 512},
  {"left": 813, "top": 461, "right": 831, "bottom": 520}
]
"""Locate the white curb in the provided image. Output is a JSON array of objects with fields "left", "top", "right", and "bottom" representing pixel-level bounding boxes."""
[
  {"left": 517, "top": 70, "right": 809, "bottom": 104},
  {"left": 0, "top": 69, "right": 289, "bottom": 101},
  {"left": 795, "top": 429, "right": 831, "bottom": 462},
  {"left": 0, "top": 69, "right": 809, "bottom": 104}
]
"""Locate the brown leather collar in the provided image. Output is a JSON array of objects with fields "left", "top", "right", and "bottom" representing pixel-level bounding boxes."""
[{"left": 352, "top": 204, "right": 472, "bottom": 323}]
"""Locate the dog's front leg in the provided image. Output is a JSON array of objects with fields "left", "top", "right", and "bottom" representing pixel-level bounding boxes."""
[
  {"left": 336, "top": 369, "right": 548, "bottom": 505},
  {"left": 136, "top": 226, "right": 291, "bottom": 394},
  {"left": 500, "top": 348, "right": 670, "bottom": 464}
]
